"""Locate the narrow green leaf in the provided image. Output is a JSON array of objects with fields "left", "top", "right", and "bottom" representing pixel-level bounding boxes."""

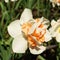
[{"left": 37, "top": 55, "right": 46, "bottom": 60}]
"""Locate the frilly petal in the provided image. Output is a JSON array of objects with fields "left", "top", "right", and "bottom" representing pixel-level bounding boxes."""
[
  {"left": 12, "top": 35, "right": 28, "bottom": 53},
  {"left": 51, "top": 20, "right": 57, "bottom": 26},
  {"left": 28, "top": 22, "right": 37, "bottom": 34},
  {"left": 20, "top": 8, "right": 33, "bottom": 24},
  {"left": 56, "top": 33, "right": 60, "bottom": 42},
  {"left": 29, "top": 46, "right": 46, "bottom": 55},
  {"left": 41, "top": 17, "right": 50, "bottom": 27},
  {"left": 57, "top": 3, "right": 60, "bottom": 6},
  {"left": 44, "top": 30, "right": 52, "bottom": 42},
  {"left": 7, "top": 20, "right": 22, "bottom": 38},
  {"left": 57, "top": 19, "right": 60, "bottom": 23},
  {"left": 52, "top": 3, "right": 55, "bottom": 7}
]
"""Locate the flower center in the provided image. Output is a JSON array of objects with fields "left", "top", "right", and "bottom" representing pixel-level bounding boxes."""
[
  {"left": 57, "top": 0, "right": 60, "bottom": 3},
  {"left": 22, "top": 19, "right": 46, "bottom": 47},
  {"left": 56, "top": 27, "right": 60, "bottom": 33}
]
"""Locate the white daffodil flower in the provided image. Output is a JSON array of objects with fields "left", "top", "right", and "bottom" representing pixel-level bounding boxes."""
[
  {"left": 50, "top": 0, "right": 60, "bottom": 7},
  {"left": 49, "top": 19, "right": 60, "bottom": 42},
  {"left": 5, "top": 0, "right": 17, "bottom": 3},
  {"left": 7, "top": 8, "right": 51, "bottom": 55}
]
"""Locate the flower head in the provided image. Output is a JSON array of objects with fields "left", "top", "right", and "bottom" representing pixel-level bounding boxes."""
[
  {"left": 50, "top": 0, "right": 60, "bottom": 7},
  {"left": 7, "top": 8, "right": 51, "bottom": 54},
  {"left": 49, "top": 19, "right": 60, "bottom": 42}
]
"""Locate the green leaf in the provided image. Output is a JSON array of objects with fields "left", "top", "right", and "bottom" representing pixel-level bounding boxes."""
[
  {"left": 15, "top": 0, "right": 22, "bottom": 10},
  {"left": 37, "top": 55, "right": 46, "bottom": 60},
  {"left": 0, "top": 45, "right": 12, "bottom": 60}
]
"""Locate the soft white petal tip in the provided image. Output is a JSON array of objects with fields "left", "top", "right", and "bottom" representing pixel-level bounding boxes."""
[
  {"left": 12, "top": 35, "right": 28, "bottom": 53},
  {"left": 7, "top": 20, "right": 21, "bottom": 38},
  {"left": 29, "top": 46, "right": 46, "bottom": 55}
]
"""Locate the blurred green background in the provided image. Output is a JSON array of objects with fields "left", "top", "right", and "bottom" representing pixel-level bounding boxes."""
[{"left": 0, "top": 0, "right": 60, "bottom": 60}]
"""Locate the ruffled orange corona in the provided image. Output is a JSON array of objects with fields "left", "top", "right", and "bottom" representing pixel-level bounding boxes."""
[{"left": 22, "top": 19, "right": 46, "bottom": 47}]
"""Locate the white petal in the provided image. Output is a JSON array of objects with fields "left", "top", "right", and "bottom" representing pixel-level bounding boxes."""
[
  {"left": 51, "top": 20, "right": 57, "bottom": 26},
  {"left": 57, "top": 19, "right": 60, "bottom": 23},
  {"left": 52, "top": 3, "right": 55, "bottom": 7},
  {"left": 7, "top": 20, "right": 22, "bottom": 38},
  {"left": 29, "top": 46, "right": 46, "bottom": 55},
  {"left": 11, "top": 0, "right": 17, "bottom": 1},
  {"left": 5, "top": 0, "right": 17, "bottom": 2},
  {"left": 56, "top": 33, "right": 60, "bottom": 42},
  {"left": 57, "top": 3, "right": 60, "bottom": 6},
  {"left": 5, "top": 0, "right": 9, "bottom": 2},
  {"left": 28, "top": 19, "right": 43, "bottom": 34},
  {"left": 49, "top": 28, "right": 54, "bottom": 37},
  {"left": 42, "top": 21, "right": 49, "bottom": 25},
  {"left": 49, "top": 25, "right": 60, "bottom": 38},
  {"left": 20, "top": 8, "right": 33, "bottom": 24},
  {"left": 52, "top": 32, "right": 57, "bottom": 37},
  {"left": 40, "top": 17, "right": 44, "bottom": 21},
  {"left": 44, "top": 30, "right": 52, "bottom": 42},
  {"left": 50, "top": 0, "right": 52, "bottom": 2},
  {"left": 12, "top": 35, "right": 28, "bottom": 53},
  {"left": 41, "top": 17, "right": 49, "bottom": 27},
  {"left": 28, "top": 22, "right": 37, "bottom": 34}
]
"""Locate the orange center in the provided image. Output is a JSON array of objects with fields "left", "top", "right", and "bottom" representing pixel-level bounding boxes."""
[
  {"left": 57, "top": 0, "right": 60, "bottom": 3},
  {"left": 22, "top": 19, "right": 46, "bottom": 47}
]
